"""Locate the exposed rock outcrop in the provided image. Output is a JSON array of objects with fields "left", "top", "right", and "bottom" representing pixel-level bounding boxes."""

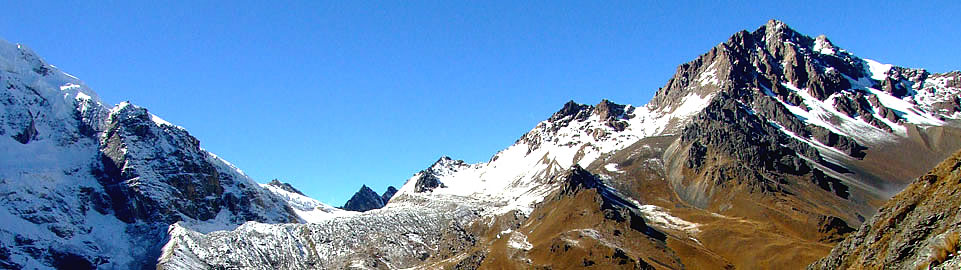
[{"left": 342, "top": 185, "right": 386, "bottom": 212}]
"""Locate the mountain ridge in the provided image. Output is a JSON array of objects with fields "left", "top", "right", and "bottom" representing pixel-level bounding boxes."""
[{"left": 2, "top": 19, "right": 959, "bottom": 269}]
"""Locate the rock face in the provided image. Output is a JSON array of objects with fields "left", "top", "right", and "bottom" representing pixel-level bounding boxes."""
[
  {"left": 342, "top": 185, "right": 385, "bottom": 212},
  {"left": 0, "top": 40, "right": 329, "bottom": 269},
  {"left": 412, "top": 157, "right": 465, "bottom": 193},
  {"left": 381, "top": 186, "right": 398, "bottom": 203},
  {"left": 809, "top": 150, "right": 961, "bottom": 270},
  {"left": 98, "top": 102, "right": 297, "bottom": 224}
]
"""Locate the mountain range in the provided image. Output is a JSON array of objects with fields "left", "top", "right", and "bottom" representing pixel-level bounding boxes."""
[{"left": 1, "top": 19, "right": 959, "bottom": 269}]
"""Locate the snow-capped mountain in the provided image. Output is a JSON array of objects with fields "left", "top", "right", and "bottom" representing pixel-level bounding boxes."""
[
  {"left": 158, "top": 20, "right": 960, "bottom": 269},
  {"left": 0, "top": 39, "right": 343, "bottom": 269},
  {"left": 4, "top": 19, "right": 960, "bottom": 269}
]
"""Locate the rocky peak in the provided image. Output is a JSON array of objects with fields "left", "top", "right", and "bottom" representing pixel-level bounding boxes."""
[
  {"left": 431, "top": 156, "right": 465, "bottom": 169},
  {"left": 411, "top": 156, "right": 471, "bottom": 193},
  {"left": 413, "top": 171, "right": 447, "bottom": 193},
  {"left": 267, "top": 179, "right": 305, "bottom": 196},
  {"left": 545, "top": 99, "right": 632, "bottom": 130},
  {"left": 381, "top": 186, "right": 398, "bottom": 203},
  {"left": 760, "top": 19, "right": 805, "bottom": 45},
  {"left": 813, "top": 35, "right": 837, "bottom": 55},
  {"left": 594, "top": 99, "right": 624, "bottom": 120},
  {"left": 548, "top": 100, "right": 592, "bottom": 123},
  {"left": 342, "top": 185, "right": 386, "bottom": 212}
]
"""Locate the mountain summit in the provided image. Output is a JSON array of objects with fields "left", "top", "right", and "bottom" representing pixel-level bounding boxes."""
[{"left": 341, "top": 185, "right": 397, "bottom": 212}]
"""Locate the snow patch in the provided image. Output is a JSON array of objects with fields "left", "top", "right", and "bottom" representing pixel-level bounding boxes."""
[
  {"left": 636, "top": 205, "right": 700, "bottom": 234},
  {"left": 150, "top": 114, "right": 175, "bottom": 127},
  {"left": 813, "top": 38, "right": 836, "bottom": 55},
  {"left": 777, "top": 83, "right": 898, "bottom": 143},
  {"left": 259, "top": 183, "right": 353, "bottom": 223},
  {"left": 59, "top": 83, "right": 80, "bottom": 91},
  {"left": 604, "top": 163, "right": 622, "bottom": 173},
  {"left": 864, "top": 59, "right": 892, "bottom": 80},
  {"left": 507, "top": 231, "right": 533, "bottom": 251},
  {"left": 698, "top": 62, "right": 720, "bottom": 86},
  {"left": 670, "top": 93, "right": 716, "bottom": 117}
]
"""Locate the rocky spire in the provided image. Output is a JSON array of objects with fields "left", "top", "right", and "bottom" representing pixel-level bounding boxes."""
[
  {"left": 549, "top": 100, "right": 592, "bottom": 122},
  {"left": 381, "top": 186, "right": 398, "bottom": 204},
  {"left": 342, "top": 185, "right": 386, "bottom": 212}
]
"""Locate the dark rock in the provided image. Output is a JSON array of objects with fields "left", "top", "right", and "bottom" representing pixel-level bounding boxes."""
[
  {"left": 94, "top": 103, "right": 295, "bottom": 225},
  {"left": 381, "top": 186, "right": 398, "bottom": 204},
  {"left": 549, "top": 100, "right": 591, "bottom": 123},
  {"left": 595, "top": 99, "right": 630, "bottom": 131},
  {"left": 342, "top": 185, "right": 385, "bottom": 212},
  {"left": 49, "top": 248, "right": 95, "bottom": 270},
  {"left": 414, "top": 173, "right": 446, "bottom": 193},
  {"left": 810, "top": 169, "right": 850, "bottom": 199},
  {"left": 817, "top": 215, "right": 856, "bottom": 242},
  {"left": 11, "top": 116, "right": 36, "bottom": 144},
  {"left": 809, "top": 126, "right": 866, "bottom": 159},
  {"left": 412, "top": 157, "right": 463, "bottom": 193}
]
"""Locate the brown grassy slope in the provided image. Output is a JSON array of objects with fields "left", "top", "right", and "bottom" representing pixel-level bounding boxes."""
[{"left": 809, "top": 149, "right": 961, "bottom": 269}]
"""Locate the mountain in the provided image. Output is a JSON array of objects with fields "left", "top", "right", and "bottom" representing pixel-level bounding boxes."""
[
  {"left": 341, "top": 185, "right": 398, "bottom": 212},
  {"left": 4, "top": 19, "right": 960, "bottom": 269},
  {"left": 156, "top": 20, "right": 961, "bottom": 269},
  {"left": 808, "top": 149, "right": 961, "bottom": 269},
  {"left": 0, "top": 40, "right": 344, "bottom": 269}
]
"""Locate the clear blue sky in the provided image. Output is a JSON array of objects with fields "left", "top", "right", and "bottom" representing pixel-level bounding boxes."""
[{"left": 2, "top": 1, "right": 958, "bottom": 206}]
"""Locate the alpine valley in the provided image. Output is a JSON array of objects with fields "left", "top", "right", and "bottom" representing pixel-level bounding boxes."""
[{"left": 1, "top": 20, "right": 959, "bottom": 270}]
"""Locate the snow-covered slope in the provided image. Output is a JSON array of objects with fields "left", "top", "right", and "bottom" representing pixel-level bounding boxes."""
[
  {"left": 0, "top": 38, "right": 335, "bottom": 269},
  {"left": 390, "top": 97, "right": 715, "bottom": 216},
  {"left": 260, "top": 182, "right": 351, "bottom": 223}
]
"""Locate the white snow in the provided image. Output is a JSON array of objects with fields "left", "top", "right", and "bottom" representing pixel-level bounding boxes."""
[
  {"left": 775, "top": 83, "right": 898, "bottom": 143},
  {"left": 864, "top": 58, "right": 892, "bottom": 80},
  {"left": 864, "top": 87, "right": 944, "bottom": 126},
  {"left": 59, "top": 83, "right": 80, "bottom": 91},
  {"left": 391, "top": 87, "right": 717, "bottom": 218},
  {"left": 813, "top": 38, "right": 836, "bottom": 55},
  {"left": 393, "top": 99, "right": 711, "bottom": 216},
  {"left": 259, "top": 183, "right": 355, "bottom": 223},
  {"left": 698, "top": 62, "right": 720, "bottom": 86},
  {"left": 506, "top": 231, "right": 533, "bottom": 251},
  {"left": 150, "top": 113, "right": 176, "bottom": 127},
  {"left": 914, "top": 74, "right": 961, "bottom": 119},
  {"left": 604, "top": 163, "right": 622, "bottom": 173},
  {"left": 0, "top": 38, "right": 332, "bottom": 269},
  {"left": 668, "top": 93, "right": 716, "bottom": 117},
  {"left": 636, "top": 205, "right": 700, "bottom": 234}
]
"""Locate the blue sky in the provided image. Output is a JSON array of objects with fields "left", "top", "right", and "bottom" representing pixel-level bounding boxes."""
[{"left": 2, "top": 1, "right": 958, "bottom": 205}]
